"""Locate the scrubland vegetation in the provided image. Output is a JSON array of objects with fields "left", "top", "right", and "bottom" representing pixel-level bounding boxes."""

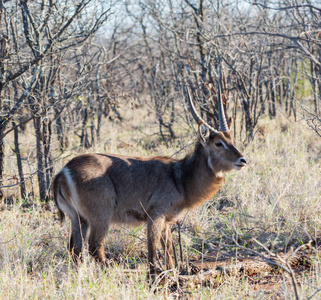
[
  {"left": 0, "top": 111, "right": 320, "bottom": 299},
  {"left": 0, "top": 0, "right": 320, "bottom": 299}
]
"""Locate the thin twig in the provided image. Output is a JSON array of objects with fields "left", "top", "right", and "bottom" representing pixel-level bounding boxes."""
[{"left": 0, "top": 171, "right": 37, "bottom": 188}]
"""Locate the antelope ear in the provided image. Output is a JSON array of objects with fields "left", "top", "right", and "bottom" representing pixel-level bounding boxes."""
[{"left": 198, "top": 122, "right": 210, "bottom": 146}]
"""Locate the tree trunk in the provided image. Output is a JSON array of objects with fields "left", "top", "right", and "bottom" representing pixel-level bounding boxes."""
[
  {"left": 269, "top": 78, "right": 276, "bottom": 117},
  {"left": 12, "top": 121, "right": 26, "bottom": 199},
  {"left": 289, "top": 60, "right": 298, "bottom": 120},
  {"left": 0, "top": 124, "right": 5, "bottom": 200},
  {"left": 42, "top": 115, "right": 52, "bottom": 202},
  {"left": 55, "top": 107, "right": 67, "bottom": 151},
  {"left": 259, "top": 81, "right": 265, "bottom": 114},
  {"left": 316, "top": 47, "right": 321, "bottom": 117},
  {"left": 241, "top": 92, "right": 254, "bottom": 141},
  {"left": 34, "top": 115, "right": 46, "bottom": 201},
  {"left": 80, "top": 106, "right": 90, "bottom": 149},
  {"left": 285, "top": 60, "right": 292, "bottom": 114}
]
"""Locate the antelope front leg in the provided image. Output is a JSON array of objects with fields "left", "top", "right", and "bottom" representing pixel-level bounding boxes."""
[
  {"left": 147, "top": 216, "right": 165, "bottom": 276},
  {"left": 161, "top": 222, "right": 174, "bottom": 270}
]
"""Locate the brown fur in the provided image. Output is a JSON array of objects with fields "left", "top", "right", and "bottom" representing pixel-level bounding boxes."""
[{"left": 53, "top": 126, "right": 246, "bottom": 274}]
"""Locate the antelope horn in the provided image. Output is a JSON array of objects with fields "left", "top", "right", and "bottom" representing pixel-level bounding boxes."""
[
  {"left": 185, "top": 86, "right": 218, "bottom": 134},
  {"left": 217, "top": 80, "right": 229, "bottom": 133}
]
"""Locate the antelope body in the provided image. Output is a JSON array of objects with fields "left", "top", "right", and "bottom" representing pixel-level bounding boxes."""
[{"left": 53, "top": 86, "right": 247, "bottom": 274}]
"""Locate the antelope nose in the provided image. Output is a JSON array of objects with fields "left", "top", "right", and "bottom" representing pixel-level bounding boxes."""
[
  {"left": 240, "top": 157, "right": 247, "bottom": 165},
  {"left": 233, "top": 157, "right": 247, "bottom": 170}
]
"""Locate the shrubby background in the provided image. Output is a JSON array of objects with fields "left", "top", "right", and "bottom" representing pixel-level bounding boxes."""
[{"left": 0, "top": 0, "right": 320, "bottom": 298}]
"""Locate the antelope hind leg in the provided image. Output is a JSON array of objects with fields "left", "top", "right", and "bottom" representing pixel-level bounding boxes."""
[
  {"left": 69, "top": 216, "right": 89, "bottom": 263},
  {"left": 87, "top": 222, "right": 110, "bottom": 266}
]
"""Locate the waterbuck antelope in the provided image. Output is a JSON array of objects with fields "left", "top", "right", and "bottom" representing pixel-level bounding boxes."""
[{"left": 53, "top": 85, "right": 247, "bottom": 275}]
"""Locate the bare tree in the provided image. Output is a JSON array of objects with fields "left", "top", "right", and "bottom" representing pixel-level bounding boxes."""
[{"left": 0, "top": 0, "right": 110, "bottom": 200}]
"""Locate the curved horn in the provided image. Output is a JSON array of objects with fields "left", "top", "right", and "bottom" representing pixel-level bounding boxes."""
[
  {"left": 217, "top": 80, "right": 229, "bottom": 133},
  {"left": 185, "top": 87, "right": 218, "bottom": 134}
]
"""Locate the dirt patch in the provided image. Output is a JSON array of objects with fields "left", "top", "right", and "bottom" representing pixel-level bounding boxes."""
[{"left": 151, "top": 250, "right": 316, "bottom": 296}]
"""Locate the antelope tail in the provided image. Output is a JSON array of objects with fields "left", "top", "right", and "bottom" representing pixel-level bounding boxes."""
[{"left": 53, "top": 173, "right": 65, "bottom": 224}]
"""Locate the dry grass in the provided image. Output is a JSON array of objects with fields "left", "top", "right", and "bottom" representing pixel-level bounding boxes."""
[{"left": 1, "top": 107, "right": 321, "bottom": 299}]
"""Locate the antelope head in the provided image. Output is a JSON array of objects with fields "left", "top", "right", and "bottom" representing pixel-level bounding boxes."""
[{"left": 186, "top": 83, "right": 247, "bottom": 174}]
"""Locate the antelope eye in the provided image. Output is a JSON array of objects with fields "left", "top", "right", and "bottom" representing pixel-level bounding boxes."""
[{"left": 215, "top": 142, "right": 223, "bottom": 147}]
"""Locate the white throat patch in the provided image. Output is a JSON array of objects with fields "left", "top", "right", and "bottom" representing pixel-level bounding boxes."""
[{"left": 216, "top": 171, "right": 223, "bottom": 178}]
